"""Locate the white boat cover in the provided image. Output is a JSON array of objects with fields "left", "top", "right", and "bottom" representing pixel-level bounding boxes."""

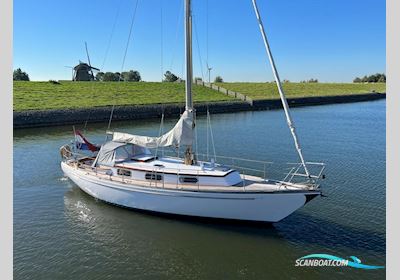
[
  {"left": 92, "top": 141, "right": 127, "bottom": 167},
  {"left": 112, "top": 110, "right": 194, "bottom": 148}
]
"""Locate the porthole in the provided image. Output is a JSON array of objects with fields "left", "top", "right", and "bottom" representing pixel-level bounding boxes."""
[
  {"left": 117, "top": 169, "right": 131, "bottom": 177},
  {"left": 179, "top": 176, "right": 198, "bottom": 184},
  {"left": 145, "top": 173, "right": 163, "bottom": 181}
]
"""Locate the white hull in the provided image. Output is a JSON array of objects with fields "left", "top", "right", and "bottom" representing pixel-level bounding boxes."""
[{"left": 62, "top": 162, "right": 319, "bottom": 222}]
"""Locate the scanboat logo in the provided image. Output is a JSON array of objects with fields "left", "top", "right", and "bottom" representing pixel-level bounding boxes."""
[{"left": 295, "top": 254, "right": 384, "bottom": 270}]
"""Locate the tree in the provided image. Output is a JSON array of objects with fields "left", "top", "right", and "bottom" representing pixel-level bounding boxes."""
[
  {"left": 164, "top": 71, "right": 179, "bottom": 82},
  {"left": 300, "top": 78, "right": 318, "bottom": 83},
  {"left": 115, "top": 72, "right": 122, "bottom": 81},
  {"left": 96, "top": 72, "right": 105, "bottom": 81},
  {"left": 214, "top": 76, "right": 223, "bottom": 83},
  {"left": 356, "top": 73, "right": 386, "bottom": 83},
  {"left": 102, "top": 72, "right": 119, "bottom": 81},
  {"left": 367, "top": 74, "right": 377, "bottom": 83},
  {"left": 122, "top": 70, "right": 141, "bottom": 82},
  {"left": 377, "top": 75, "right": 386, "bottom": 83},
  {"left": 13, "top": 68, "right": 30, "bottom": 81},
  {"left": 361, "top": 75, "right": 368, "bottom": 83}
]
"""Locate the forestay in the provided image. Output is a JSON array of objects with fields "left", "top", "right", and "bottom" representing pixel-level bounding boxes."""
[{"left": 112, "top": 110, "right": 194, "bottom": 148}]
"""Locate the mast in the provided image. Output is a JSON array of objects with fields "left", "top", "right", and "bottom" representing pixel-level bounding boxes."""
[
  {"left": 251, "top": 0, "right": 310, "bottom": 177},
  {"left": 184, "top": 0, "right": 193, "bottom": 110},
  {"left": 183, "top": 0, "right": 195, "bottom": 164}
]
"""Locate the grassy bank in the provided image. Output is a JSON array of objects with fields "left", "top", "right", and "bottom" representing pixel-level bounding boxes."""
[
  {"left": 13, "top": 81, "right": 235, "bottom": 111},
  {"left": 216, "top": 82, "right": 386, "bottom": 100},
  {"left": 14, "top": 81, "right": 386, "bottom": 111}
]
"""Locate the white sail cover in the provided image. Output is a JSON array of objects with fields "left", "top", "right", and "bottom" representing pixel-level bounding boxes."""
[{"left": 112, "top": 110, "right": 194, "bottom": 148}]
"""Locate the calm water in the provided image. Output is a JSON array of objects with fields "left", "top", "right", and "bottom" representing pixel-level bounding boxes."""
[{"left": 14, "top": 100, "right": 385, "bottom": 279}]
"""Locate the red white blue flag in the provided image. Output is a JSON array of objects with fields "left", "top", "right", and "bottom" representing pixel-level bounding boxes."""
[{"left": 74, "top": 130, "right": 100, "bottom": 152}]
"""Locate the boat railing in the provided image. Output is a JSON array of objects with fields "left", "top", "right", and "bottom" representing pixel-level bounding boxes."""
[
  {"left": 61, "top": 144, "right": 325, "bottom": 191},
  {"left": 193, "top": 153, "right": 325, "bottom": 186},
  {"left": 161, "top": 150, "right": 273, "bottom": 180},
  {"left": 282, "top": 162, "right": 326, "bottom": 186}
]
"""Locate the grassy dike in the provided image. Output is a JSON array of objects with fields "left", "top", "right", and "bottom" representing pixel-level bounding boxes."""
[
  {"left": 13, "top": 81, "right": 386, "bottom": 128},
  {"left": 216, "top": 82, "right": 386, "bottom": 100},
  {"left": 13, "top": 81, "right": 235, "bottom": 111},
  {"left": 14, "top": 81, "right": 385, "bottom": 111}
]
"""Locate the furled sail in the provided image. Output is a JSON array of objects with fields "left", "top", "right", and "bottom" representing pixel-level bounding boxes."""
[{"left": 112, "top": 110, "right": 194, "bottom": 148}]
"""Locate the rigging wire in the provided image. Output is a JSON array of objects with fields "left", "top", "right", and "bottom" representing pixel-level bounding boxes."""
[
  {"left": 106, "top": 0, "right": 140, "bottom": 133},
  {"left": 83, "top": 111, "right": 91, "bottom": 134},
  {"left": 101, "top": 0, "right": 123, "bottom": 71},
  {"left": 169, "top": 0, "right": 184, "bottom": 72},
  {"left": 160, "top": 0, "right": 164, "bottom": 82},
  {"left": 193, "top": 15, "right": 205, "bottom": 81},
  {"left": 207, "top": 109, "right": 217, "bottom": 162},
  {"left": 206, "top": 105, "right": 209, "bottom": 160},
  {"left": 206, "top": 0, "right": 210, "bottom": 79},
  {"left": 154, "top": 111, "right": 165, "bottom": 159},
  {"left": 194, "top": 111, "right": 198, "bottom": 160},
  {"left": 119, "top": 0, "right": 140, "bottom": 80},
  {"left": 81, "top": 0, "right": 123, "bottom": 135}
]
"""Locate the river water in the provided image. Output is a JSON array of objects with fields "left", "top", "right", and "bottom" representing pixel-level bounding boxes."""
[{"left": 14, "top": 100, "right": 385, "bottom": 279}]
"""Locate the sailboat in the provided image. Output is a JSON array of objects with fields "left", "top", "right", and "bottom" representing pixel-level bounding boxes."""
[{"left": 60, "top": 0, "right": 325, "bottom": 223}]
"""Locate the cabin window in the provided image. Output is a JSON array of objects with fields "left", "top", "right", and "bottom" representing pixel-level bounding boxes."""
[
  {"left": 117, "top": 169, "right": 131, "bottom": 177},
  {"left": 179, "top": 176, "right": 198, "bottom": 184},
  {"left": 145, "top": 173, "right": 163, "bottom": 181}
]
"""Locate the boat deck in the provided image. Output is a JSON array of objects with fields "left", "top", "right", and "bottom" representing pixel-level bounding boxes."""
[
  {"left": 116, "top": 156, "right": 233, "bottom": 176},
  {"left": 70, "top": 157, "right": 314, "bottom": 193}
]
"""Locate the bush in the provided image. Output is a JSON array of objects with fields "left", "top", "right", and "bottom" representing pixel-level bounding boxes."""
[
  {"left": 377, "top": 75, "right": 386, "bottom": 83},
  {"left": 102, "top": 72, "right": 120, "bottom": 82},
  {"left": 13, "top": 68, "right": 30, "bottom": 81},
  {"left": 354, "top": 73, "right": 385, "bottom": 83},
  {"left": 300, "top": 78, "right": 318, "bottom": 83},
  {"left": 96, "top": 72, "right": 105, "bottom": 81},
  {"left": 214, "top": 76, "right": 223, "bottom": 83},
  {"left": 164, "top": 71, "right": 179, "bottom": 82},
  {"left": 122, "top": 70, "right": 141, "bottom": 82}
]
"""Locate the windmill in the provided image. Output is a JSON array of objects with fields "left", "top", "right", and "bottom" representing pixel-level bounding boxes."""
[
  {"left": 72, "top": 42, "right": 100, "bottom": 81},
  {"left": 206, "top": 63, "right": 212, "bottom": 84}
]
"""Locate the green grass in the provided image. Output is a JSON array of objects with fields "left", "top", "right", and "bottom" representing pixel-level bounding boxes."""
[
  {"left": 216, "top": 82, "right": 386, "bottom": 100},
  {"left": 14, "top": 81, "right": 386, "bottom": 111},
  {"left": 13, "top": 81, "right": 235, "bottom": 111}
]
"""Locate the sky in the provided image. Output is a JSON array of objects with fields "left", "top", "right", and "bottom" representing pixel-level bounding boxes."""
[{"left": 13, "top": 0, "right": 386, "bottom": 82}]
